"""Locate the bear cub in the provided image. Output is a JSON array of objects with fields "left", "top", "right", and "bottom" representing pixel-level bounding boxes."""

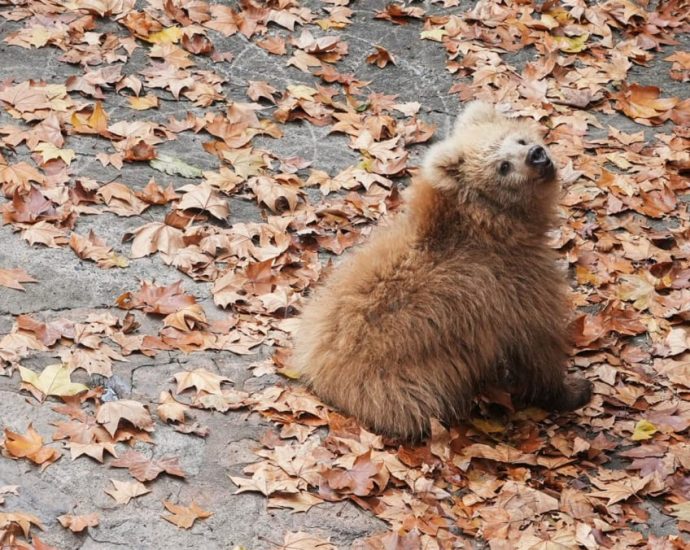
[{"left": 293, "top": 102, "right": 593, "bottom": 441}]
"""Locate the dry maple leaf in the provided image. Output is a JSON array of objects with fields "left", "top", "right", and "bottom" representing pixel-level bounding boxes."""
[
  {"left": 229, "top": 462, "right": 301, "bottom": 497},
  {"left": 267, "top": 492, "right": 323, "bottom": 513},
  {"left": 2, "top": 425, "right": 61, "bottom": 469},
  {"left": 161, "top": 500, "right": 212, "bottom": 529},
  {"left": 588, "top": 475, "right": 652, "bottom": 506},
  {"left": 116, "top": 280, "right": 196, "bottom": 314},
  {"left": 192, "top": 389, "right": 250, "bottom": 412},
  {"left": 611, "top": 83, "right": 679, "bottom": 125},
  {"left": 20, "top": 221, "right": 69, "bottom": 248},
  {"left": 177, "top": 182, "right": 229, "bottom": 219},
  {"left": 0, "top": 267, "right": 37, "bottom": 291},
  {"left": 322, "top": 451, "right": 387, "bottom": 497},
  {"left": 95, "top": 400, "right": 154, "bottom": 437},
  {"left": 275, "top": 532, "right": 337, "bottom": 550},
  {"left": 105, "top": 479, "right": 150, "bottom": 505},
  {"left": 374, "top": 3, "right": 425, "bottom": 24},
  {"left": 163, "top": 304, "right": 208, "bottom": 331},
  {"left": 19, "top": 364, "right": 88, "bottom": 401},
  {"left": 57, "top": 513, "right": 99, "bottom": 533},
  {"left": 110, "top": 450, "right": 186, "bottom": 482},
  {"left": 128, "top": 221, "right": 185, "bottom": 258},
  {"left": 70, "top": 231, "right": 129, "bottom": 269},
  {"left": 173, "top": 368, "right": 231, "bottom": 395},
  {"left": 69, "top": 441, "right": 118, "bottom": 463},
  {"left": 157, "top": 390, "right": 188, "bottom": 423},
  {"left": 247, "top": 175, "right": 301, "bottom": 212},
  {"left": 366, "top": 46, "right": 396, "bottom": 68},
  {"left": 0, "top": 511, "right": 43, "bottom": 541},
  {"left": 128, "top": 94, "right": 159, "bottom": 110},
  {"left": 97, "top": 181, "right": 149, "bottom": 216}
]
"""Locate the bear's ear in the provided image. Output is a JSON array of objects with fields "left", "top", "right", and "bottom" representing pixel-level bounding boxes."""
[
  {"left": 422, "top": 140, "right": 465, "bottom": 189},
  {"left": 452, "top": 101, "right": 497, "bottom": 134}
]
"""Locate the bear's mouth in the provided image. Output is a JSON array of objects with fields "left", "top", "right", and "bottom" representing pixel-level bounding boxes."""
[
  {"left": 538, "top": 160, "right": 556, "bottom": 182},
  {"left": 525, "top": 145, "right": 556, "bottom": 183}
]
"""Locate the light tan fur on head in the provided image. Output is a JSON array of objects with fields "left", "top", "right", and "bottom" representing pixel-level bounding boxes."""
[
  {"left": 293, "top": 101, "right": 592, "bottom": 442},
  {"left": 423, "top": 102, "right": 558, "bottom": 227}
]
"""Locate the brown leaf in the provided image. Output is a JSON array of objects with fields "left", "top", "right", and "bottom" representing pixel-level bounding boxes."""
[
  {"left": 366, "top": 46, "right": 396, "bottom": 68},
  {"left": 177, "top": 182, "right": 229, "bottom": 219},
  {"left": 95, "top": 400, "right": 154, "bottom": 437},
  {"left": 157, "top": 391, "right": 188, "bottom": 424},
  {"left": 70, "top": 231, "right": 129, "bottom": 269},
  {"left": 0, "top": 268, "right": 37, "bottom": 291},
  {"left": 275, "top": 532, "right": 336, "bottom": 550},
  {"left": 173, "top": 368, "right": 231, "bottom": 395},
  {"left": 322, "top": 451, "right": 386, "bottom": 497},
  {"left": 57, "top": 513, "right": 99, "bottom": 533},
  {"left": 2, "top": 425, "right": 61, "bottom": 469},
  {"left": 116, "top": 281, "right": 196, "bottom": 314},
  {"left": 110, "top": 450, "right": 186, "bottom": 482},
  {"left": 105, "top": 479, "right": 150, "bottom": 505},
  {"left": 161, "top": 500, "right": 212, "bottom": 529}
]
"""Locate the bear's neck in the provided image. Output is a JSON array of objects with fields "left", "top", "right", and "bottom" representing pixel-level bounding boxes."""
[{"left": 408, "top": 180, "right": 556, "bottom": 249}]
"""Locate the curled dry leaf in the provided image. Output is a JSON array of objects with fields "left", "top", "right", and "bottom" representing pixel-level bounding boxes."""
[
  {"left": 2, "top": 425, "right": 61, "bottom": 469},
  {"left": 0, "top": 511, "right": 43, "bottom": 540},
  {"left": 70, "top": 231, "right": 129, "bottom": 269},
  {"left": 366, "top": 46, "right": 395, "bottom": 68},
  {"left": 128, "top": 222, "right": 185, "bottom": 258},
  {"left": 157, "top": 390, "right": 188, "bottom": 424},
  {"left": 163, "top": 304, "right": 208, "bottom": 331}
]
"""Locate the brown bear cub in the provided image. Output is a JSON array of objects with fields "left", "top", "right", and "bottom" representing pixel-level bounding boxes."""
[{"left": 293, "top": 102, "right": 593, "bottom": 441}]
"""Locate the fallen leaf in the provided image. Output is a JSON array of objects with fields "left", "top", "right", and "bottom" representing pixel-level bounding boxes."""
[
  {"left": 96, "top": 400, "right": 154, "bottom": 437},
  {"left": 2, "top": 425, "right": 61, "bottom": 468},
  {"left": 104, "top": 479, "right": 150, "bottom": 505},
  {"left": 173, "top": 368, "right": 231, "bottom": 396},
  {"left": 110, "top": 450, "right": 186, "bottom": 482},
  {"left": 19, "top": 364, "right": 88, "bottom": 401},
  {"left": 0, "top": 268, "right": 37, "bottom": 291},
  {"left": 161, "top": 500, "right": 212, "bottom": 529},
  {"left": 57, "top": 513, "right": 99, "bottom": 533},
  {"left": 150, "top": 154, "right": 203, "bottom": 178}
]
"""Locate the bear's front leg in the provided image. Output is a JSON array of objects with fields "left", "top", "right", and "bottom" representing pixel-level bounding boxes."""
[
  {"left": 537, "top": 374, "right": 593, "bottom": 412},
  {"left": 507, "top": 335, "right": 593, "bottom": 413}
]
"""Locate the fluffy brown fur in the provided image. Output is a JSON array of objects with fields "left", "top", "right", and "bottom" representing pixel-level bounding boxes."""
[{"left": 293, "top": 102, "right": 593, "bottom": 441}]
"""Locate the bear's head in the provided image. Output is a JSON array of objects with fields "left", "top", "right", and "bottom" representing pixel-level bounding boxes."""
[{"left": 422, "top": 102, "right": 558, "bottom": 218}]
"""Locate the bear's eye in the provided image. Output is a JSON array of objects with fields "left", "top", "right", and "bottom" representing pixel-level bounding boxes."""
[
  {"left": 499, "top": 161, "right": 512, "bottom": 176},
  {"left": 518, "top": 139, "right": 527, "bottom": 146}
]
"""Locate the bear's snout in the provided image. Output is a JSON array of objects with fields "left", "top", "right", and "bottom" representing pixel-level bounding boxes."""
[
  {"left": 526, "top": 145, "right": 555, "bottom": 179},
  {"left": 527, "top": 145, "right": 549, "bottom": 166}
]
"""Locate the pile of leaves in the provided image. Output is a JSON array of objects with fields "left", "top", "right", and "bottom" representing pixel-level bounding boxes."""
[{"left": 1, "top": 0, "right": 689, "bottom": 548}]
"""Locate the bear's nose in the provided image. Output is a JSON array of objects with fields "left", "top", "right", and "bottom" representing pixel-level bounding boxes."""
[{"left": 527, "top": 145, "right": 549, "bottom": 166}]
